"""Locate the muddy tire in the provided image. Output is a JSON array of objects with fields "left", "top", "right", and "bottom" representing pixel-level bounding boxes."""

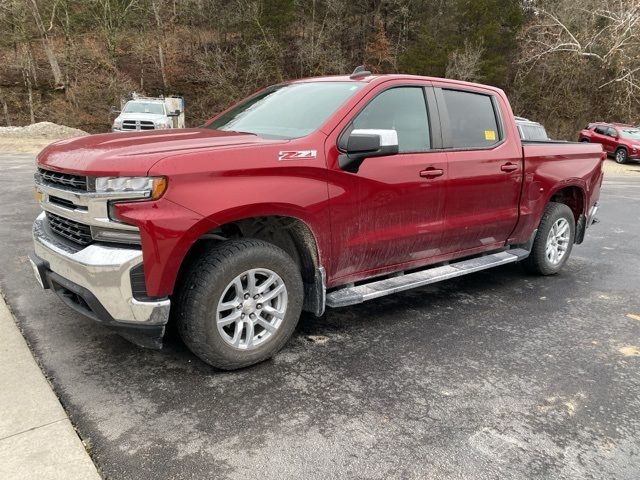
[
  {"left": 522, "top": 202, "right": 575, "bottom": 276},
  {"left": 176, "top": 239, "right": 303, "bottom": 370}
]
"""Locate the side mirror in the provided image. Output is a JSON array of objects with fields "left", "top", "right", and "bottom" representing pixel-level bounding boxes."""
[
  {"left": 110, "top": 106, "right": 120, "bottom": 114},
  {"left": 338, "top": 129, "right": 399, "bottom": 172},
  {"left": 167, "top": 109, "right": 181, "bottom": 117}
]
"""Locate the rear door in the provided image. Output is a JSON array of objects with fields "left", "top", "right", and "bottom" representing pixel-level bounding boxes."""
[
  {"left": 434, "top": 85, "right": 522, "bottom": 254},
  {"left": 593, "top": 126, "right": 611, "bottom": 151},
  {"left": 325, "top": 83, "right": 448, "bottom": 282},
  {"left": 604, "top": 127, "right": 619, "bottom": 152}
]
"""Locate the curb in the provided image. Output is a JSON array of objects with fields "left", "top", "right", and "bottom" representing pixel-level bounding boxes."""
[{"left": 0, "top": 293, "right": 101, "bottom": 480}]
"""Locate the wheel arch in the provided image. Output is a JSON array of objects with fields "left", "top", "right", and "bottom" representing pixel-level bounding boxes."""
[
  {"left": 176, "top": 212, "right": 326, "bottom": 316},
  {"left": 547, "top": 184, "right": 587, "bottom": 224}
]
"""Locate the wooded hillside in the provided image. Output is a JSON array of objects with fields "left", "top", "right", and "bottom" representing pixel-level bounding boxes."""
[{"left": 0, "top": 0, "right": 639, "bottom": 139}]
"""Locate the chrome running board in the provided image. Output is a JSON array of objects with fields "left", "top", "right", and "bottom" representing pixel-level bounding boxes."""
[{"left": 326, "top": 249, "right": 530, "bottom": 308}]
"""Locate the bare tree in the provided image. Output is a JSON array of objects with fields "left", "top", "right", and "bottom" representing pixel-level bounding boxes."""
[
  {"left": 0, "top": 87, "right": 10, "bottom": 126},
  {"left": 520, "top": 0, "right": 640, "bottom": 113},
  {"left": 151, "top": 0, "right": 169, "bottom": 91},
  {"left": 446, "top": 40, "right": 484, "bottom": 81},
  {"left": 26, "top": 0, "right": 65, "bottom": 89}
]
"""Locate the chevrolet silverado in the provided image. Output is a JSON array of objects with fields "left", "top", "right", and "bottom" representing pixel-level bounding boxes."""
[{"left": 30, "top": 71, "right": 604, "bottom": 369}]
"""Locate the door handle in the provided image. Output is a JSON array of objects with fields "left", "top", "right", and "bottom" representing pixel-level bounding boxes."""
[
  {"left": 420, "top": 168, "right": 444, "bottom": 178},
  {"left": 500, "top": 163, "right": 518, "bottom": 172}
]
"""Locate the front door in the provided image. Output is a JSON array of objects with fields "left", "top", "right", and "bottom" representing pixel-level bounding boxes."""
[{"left": 325, "top": 84, "right": 448, "bottom": 283}]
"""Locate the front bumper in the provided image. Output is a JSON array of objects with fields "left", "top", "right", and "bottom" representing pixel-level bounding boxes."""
[{"left": 31, "top": 212, "right": 170, "bottom": 348}]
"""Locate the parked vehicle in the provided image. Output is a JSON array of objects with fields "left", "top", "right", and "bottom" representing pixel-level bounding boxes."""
[
  {"left": 578, "top": 122, "right": 640, "bottom": 164},
  {"left": 515, "top": 116, "right": 549, "bottom": 141},
  {"left": 31, "top": 71, "right": 604, "bottom": 370},
  {"left": 111, "top": 94, "right": 185, "bottom": 132}
]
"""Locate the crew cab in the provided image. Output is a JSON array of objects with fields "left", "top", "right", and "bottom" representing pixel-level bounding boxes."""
[
  {"left": 30, "top": 72, "right": 604, "bottom": 370},
  {"left": 578, "top": 122, "right": 640, "bottom": 164}
]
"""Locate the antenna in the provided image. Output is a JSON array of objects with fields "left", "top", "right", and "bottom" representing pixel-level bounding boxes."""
[{"left": 350, "top": 65, "right": 371, "bottom": 79}]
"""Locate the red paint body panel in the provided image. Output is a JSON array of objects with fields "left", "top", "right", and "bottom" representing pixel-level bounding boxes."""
[
  {"left": 509, "top": 142, "right": 604, "bottom": 244},
  {"left": 36, "top": 74, "right": 604, "bottom": 297}
]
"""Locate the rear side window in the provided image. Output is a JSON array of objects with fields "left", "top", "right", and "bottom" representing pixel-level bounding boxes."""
[
  {"left": 520, "top": 124, "right": 548, "bottom": 141},
  {"left": 351, "top": 87, "right": 431, "bottom": 153},
  {"left": 442, "top": 89, "right": 500, "bottom": 149},
  {"left": 594, "top": 126, "right": 607, "bottom": 134}
]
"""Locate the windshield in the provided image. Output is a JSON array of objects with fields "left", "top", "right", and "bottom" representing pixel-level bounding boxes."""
[
  {"left": 619, "top": 129, "right": 640, "bottom": 140},
  {"left": 207, "top": 82, "right": 364, "bottom": 139},
  {"left": 123, "top": 101, "right": 165, "bottom": 115}
]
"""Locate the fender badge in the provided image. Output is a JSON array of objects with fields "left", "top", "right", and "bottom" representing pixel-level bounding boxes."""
[{"left": 278, "top": 150, "right": 317, "bottom": 161}]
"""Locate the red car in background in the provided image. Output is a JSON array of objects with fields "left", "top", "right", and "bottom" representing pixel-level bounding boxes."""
[{"left": 578, "top": 122, "right": 640, "bottom": 164}]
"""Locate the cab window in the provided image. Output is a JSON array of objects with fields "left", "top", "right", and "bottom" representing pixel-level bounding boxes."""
[
  {"left": 442, "top": 89, "right": 501, "bottom": 149},
  {"left": 351, "top": 87, "right": 431, "bottom": 153}
]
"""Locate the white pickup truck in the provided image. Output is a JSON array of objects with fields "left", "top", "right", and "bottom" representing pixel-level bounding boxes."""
[{"left": 111, "top": 95, "right": 185, "bottom": 132}]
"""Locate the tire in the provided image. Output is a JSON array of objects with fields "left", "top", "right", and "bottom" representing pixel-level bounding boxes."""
[
  {"left": 175, "top": 239, "right": 303, "bottom": 370},
  {"left": 615, "top": 147, "right": 628, "bottom": 164},
  {"left": 522, "top": 202, "right": 575, "bottom": 275},
  {"left": 580, "top": 138, "right": 589, "bottom": 143}
]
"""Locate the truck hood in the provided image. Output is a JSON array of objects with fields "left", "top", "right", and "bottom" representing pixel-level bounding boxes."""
[
  {"left": 38, "top": 128, "right": 286, "bottom": 176},
  {"left": 116, "top": 112, "right": 166, "bottom": 122}
]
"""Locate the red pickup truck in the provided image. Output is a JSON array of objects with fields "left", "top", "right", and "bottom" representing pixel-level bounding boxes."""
[{"left": 30, "top": 72, "right": 604, "bottom": 369}]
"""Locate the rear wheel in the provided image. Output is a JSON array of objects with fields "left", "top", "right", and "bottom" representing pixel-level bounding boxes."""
[
  {"left": 176, "top": 239, "right": 303, "bottom": 370},
  {"left": 523, "top": 202, "right": 575, "bottom": 275},
  {"left": 615, "top": 147, "right": 628, "bottom": 164}
]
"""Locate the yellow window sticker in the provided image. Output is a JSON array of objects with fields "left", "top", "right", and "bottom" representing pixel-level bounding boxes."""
[{"left": 484, "top": 130, "right": 496, "bottom": 141}]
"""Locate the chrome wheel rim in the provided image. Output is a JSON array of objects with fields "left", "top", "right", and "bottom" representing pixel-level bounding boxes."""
[
  {"left": 616, "top": 150, "right": 626, "bottom": 163},
  {"left": 216, "top": 268, "right": 288, "bottom": 350},
  {"left": 545, "top": 218, "right": 570, "bottom": 265}
]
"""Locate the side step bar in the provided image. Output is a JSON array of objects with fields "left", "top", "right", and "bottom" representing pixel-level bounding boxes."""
[{"left": 326, "top": 248, "right": 530, "bottom": 308}]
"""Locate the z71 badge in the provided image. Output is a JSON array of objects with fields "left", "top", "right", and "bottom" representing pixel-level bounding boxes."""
[{"left": 278, "top": 150, "right": 317, "bottom": 161}]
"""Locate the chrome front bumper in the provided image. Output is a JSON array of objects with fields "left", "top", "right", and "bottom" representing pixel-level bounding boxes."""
[{"left": 32, "top": 212, "right": 170, "bottom": 337}]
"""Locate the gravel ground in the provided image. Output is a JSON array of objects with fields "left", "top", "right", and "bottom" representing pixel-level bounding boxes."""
[
  {"left": 1, "top": 152, "right": 639, "bottom": 479},
  {"left": 0, "top": 123, "right": 87, "bottom": 153}
]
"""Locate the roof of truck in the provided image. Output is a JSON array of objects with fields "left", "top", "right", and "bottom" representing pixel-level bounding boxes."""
[{"left": 288, "top": 74, "right": 504, "bottom": 94}]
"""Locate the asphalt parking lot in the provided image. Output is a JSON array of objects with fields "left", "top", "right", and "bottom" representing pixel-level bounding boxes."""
[{"left": 1, "top": 153, "right": 639, "bottom": 480}]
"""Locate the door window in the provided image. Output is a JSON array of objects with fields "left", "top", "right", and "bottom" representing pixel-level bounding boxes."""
[
  {"left": 594, "top": 126, "right": 607, "bottom": 135},
  {"left": 442, "top": 89, "right": 501, "bottom": 148},
  {"left": 606, "top": 127, "right": 618, "bottom": 137},
  {"left": 351, "top": 87, "right": 431, "bottom": 153}
]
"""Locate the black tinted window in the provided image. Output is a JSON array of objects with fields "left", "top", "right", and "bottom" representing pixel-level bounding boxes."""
[
  {"left": 594, "top": 126, "right": 607, "bottom": 134},
  {"left": 352, "top": 87, "right": 430, "bottom": 152},
  {"left": 442, "top": 89, "right": 500, "bottom": 148}
]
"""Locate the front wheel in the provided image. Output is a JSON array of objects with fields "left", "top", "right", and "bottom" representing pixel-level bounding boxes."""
[
  {"left": 523, "top": 202, "right": 575, "bottom": 275},
  {"left": 176, "top": 239, "right": 303, "bottom": 370},
  {"left": 615, "top": 147, "right": 628, "bottom": 164}
]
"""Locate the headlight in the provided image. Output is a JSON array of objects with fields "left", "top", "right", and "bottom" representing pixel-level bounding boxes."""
[
  {"left": 113, "top": 119, "right": 123, "bottom": 128},
  {"left": 154, "top": 119, "right": 170, "bottom": 129},
  {"left": 95, "top": 176, "right": 167, "bottom": 199}
]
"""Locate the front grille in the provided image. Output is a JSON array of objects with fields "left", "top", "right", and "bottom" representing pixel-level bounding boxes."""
[
  {"left": 37, "top": 168, "right": 88, "bottom": 191},
  {"left": 46, "top": 212, "right": 92, "bottom": 246},
  {"left": 122, "top": 120, "right": 155, "bottom": 131}
]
